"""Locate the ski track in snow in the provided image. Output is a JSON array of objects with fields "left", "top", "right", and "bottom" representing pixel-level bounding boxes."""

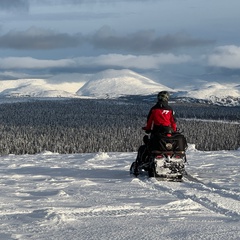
[{"left": 0, "top": 147, "right": 239, "bottom": 240}]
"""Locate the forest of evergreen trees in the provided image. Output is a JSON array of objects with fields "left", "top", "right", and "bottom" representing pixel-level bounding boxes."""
[{"left": 0, "top": 98, "right": 239, "bottom": 155}]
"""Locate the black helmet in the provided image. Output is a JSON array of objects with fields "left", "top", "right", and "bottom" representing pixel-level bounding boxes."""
[{"left": 157, "top": 91, "right": 170, "bottom": 102}]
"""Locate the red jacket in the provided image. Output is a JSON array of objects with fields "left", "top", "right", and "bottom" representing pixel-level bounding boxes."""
[{"left": 144, "top": 102, "right": 177, "bottom": 132}]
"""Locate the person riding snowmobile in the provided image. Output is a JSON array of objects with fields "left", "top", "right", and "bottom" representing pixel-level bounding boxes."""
[
  {"left": 142, "top": 91, "right": 177, "bottom": 135},
  {"left": 142, "top": 91, "right": 178, "bottom": 151},
  {"left": 131, "top": 91, "right": 187, "bottom": 177}
]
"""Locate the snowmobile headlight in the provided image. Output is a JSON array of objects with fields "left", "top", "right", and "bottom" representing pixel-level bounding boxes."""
[{"left": 166, "top": 143, "right": 173, "bottom": 150}]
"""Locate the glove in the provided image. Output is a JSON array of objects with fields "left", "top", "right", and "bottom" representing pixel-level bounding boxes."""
[{"left": 142, "top": 127, "right": 151, "bottom": 134}]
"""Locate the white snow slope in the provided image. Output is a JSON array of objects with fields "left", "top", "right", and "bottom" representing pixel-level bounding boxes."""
[
  {"left": 76, "top": 69, "right": 173, "bottom": 98},
  {"left": 174, "top": 82, "right": 240, "bottom": 100},
  {"left": 0, "top": 70, "right": 173, "bottom": 99},
  {"left": 0, "top": 70, "right": 240, "bottom": 105},
  {"left": 1, "top": 145, "right": 239, "bottom": 240},
  {"left": 0, "top": 79, "right": 79, "bottom": 98}
]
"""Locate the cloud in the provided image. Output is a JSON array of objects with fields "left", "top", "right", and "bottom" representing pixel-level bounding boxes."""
[
  {"left": 0, "top": 0, "right": 29, "bottom": 12},
  {"left": 0, "top": 27, "right": 84, "bottom": 50},
  {"left": 89, "top": 26, "right": 214, "bottom": 53},
  {"left": 32, "top": 0, "right": 158, "bottom": 4},
  {"left": 207, "top": 45, "right": 240, "bottom": 69},
  {"left": 0, "top": 54, "right": 191, "bottom": 72},
  {"left": 0, "top": 26, "right": 213, "bottom": 53},
  {"left": 76, "top": 54, "right": 191, "bottom": 69},
  {"left": 0, "top": 57, "right": 75, "bottom": 69}
]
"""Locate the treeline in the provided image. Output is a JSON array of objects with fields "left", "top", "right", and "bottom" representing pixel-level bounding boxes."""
[
  {"left": 177, "top": 119, "right": 239, "bottom": 150},
  {"left": 173, "top": 102, "right": 240, "bottom": 121},
  {"left": 0, "top": 99, "right": 239, "bottom": 155}
]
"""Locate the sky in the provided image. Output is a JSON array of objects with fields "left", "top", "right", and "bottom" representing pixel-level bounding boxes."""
[{"left": 0, "top": 0, "right": 240, "bottom": 88}]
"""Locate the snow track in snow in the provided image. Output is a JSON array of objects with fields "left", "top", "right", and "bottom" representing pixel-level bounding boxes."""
[
  {"left": 147, "top": 177, "right": 240, "bottom": 221},
  {"left": 184, "top": 174, "right": 240, "bottom": 201}
]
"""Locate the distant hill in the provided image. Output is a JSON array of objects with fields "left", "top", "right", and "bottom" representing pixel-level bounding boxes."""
[
  {"left": 0, "top": 70, "right": 173, "bottom": 99},
  {"left": 76, "top": 69, "right": 173, "bottom": 98},
  {"left": 173, "top": 82, "right": 240, "bottom": 106},
  {"left": 0, "top": 79, "right": 78, "bottom": 98},
  {"left": 0, "top": 69, "right": 239, "bottom": 106}
]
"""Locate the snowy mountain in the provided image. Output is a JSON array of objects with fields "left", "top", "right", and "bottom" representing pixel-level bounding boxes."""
[
  {"left": 76, "top": 69, "right": 173, "bottom": 98},
  {"left": 0, "top": 69, "right": 239, "bottom": 106},
  {"left": 0, "top": 145, "right": 239, "bottom": 239},
  {"left": 0, "top": 79, "right": 79, "bottom": 98},
  {"left": 0, "top": 70, "right": 173, "bottom": 99},
  {"left": 174, "top": 82, "right": 240, "bottom": 106}
]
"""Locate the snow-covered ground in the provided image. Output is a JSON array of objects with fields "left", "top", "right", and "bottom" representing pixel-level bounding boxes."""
[{"left": 0, "top": 145, "right": 239, "bottom": 240}]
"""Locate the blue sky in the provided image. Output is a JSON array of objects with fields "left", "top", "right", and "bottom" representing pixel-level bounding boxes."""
[{"left": 0, "top": 0, "right": 240, "bottom": 88}]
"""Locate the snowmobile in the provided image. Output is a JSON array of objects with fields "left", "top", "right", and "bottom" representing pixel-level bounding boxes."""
[{"left": 130, "top": 131, "right": 187, "bottom": 181}]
